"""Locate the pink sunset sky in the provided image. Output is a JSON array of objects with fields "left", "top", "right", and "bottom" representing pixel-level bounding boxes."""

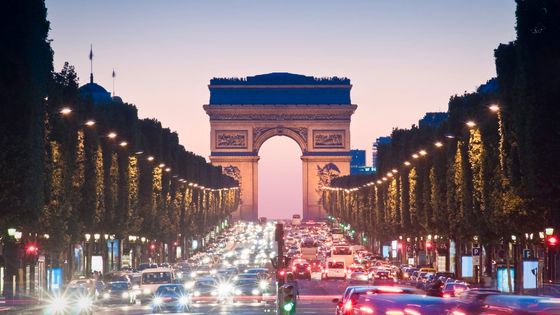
[{"left": 45, "top": 0, "right": 516, "bottom": 219}]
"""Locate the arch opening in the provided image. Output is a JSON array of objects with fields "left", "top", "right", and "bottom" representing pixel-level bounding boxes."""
[{"left": 258, "top": 136, "right": 303, "bottom": 220}]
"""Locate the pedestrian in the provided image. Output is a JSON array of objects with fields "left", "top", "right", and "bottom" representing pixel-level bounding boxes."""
[{"left": 285, "top": 273, "right": 300, "bottom": 300}]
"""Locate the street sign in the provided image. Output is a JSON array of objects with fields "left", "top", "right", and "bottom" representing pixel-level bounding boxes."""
[
  {"left": 473, "top": 256, "right": 480, "bottom": 266},
  {"left": 472, "top": 247, "right": 481, "bottom": 265}
]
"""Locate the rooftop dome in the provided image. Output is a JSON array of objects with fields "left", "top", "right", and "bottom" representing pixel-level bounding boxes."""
[{"left": 79, "top": 82, "right": 111, "bottom": 104}]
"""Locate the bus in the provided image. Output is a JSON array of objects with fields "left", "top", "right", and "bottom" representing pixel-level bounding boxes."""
[
  {"left": 331, "top": 245, "right": 354, "bottom": 266},
  {"left": 291, "top": 214, "right": 302, "bottom": 226},
  {"left": 331, "top": 228, "right": 344, "bottom": 241}
]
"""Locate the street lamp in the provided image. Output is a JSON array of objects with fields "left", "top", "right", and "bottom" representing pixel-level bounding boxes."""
[
  {"left": 93, "top": 233, "right": 100, "bottom": 241},
  {"left": 7, "top": 228, "right": 16, "bottom": 237},
  {"left": 119, "top": 141, "right": 127, "bottom": 147},
  {"left": 85, "top": 233, "right": 91, "bottom": 242},
  {"left": 434, "top": 141, "right": 443, "bottom": 148},
  {"left": 107, "top": 132, "right": 117, "bottom": 139},
  {"left": 60, "top": 107, "right": 72, "bottom": 115},
  {"left": 466, "top": 121, "right": 476, "bottom": 128},
  {"left": 85, "top": 120, "right": 95, "bottom": 127},
  {"left": 14, "top": 231, "right": 22, "bottom": 241},
  {"left": 489, "top": 104, "right": 500, "bottom": 112},
  {"left": 545, "top": 228, "right": 554, "bottom": 236}
]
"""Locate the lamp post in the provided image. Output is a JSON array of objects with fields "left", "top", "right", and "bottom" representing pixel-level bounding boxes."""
[{"left": 84, "top": 234, "right": 91, "bottom": 276}]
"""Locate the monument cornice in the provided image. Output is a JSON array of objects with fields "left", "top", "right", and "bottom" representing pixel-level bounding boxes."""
[
  {"left": 209, "top": 85, "right": 352, "bottom": 89},
  {"left": 203, "top": 104, "right": 357, "bottom": 121}
]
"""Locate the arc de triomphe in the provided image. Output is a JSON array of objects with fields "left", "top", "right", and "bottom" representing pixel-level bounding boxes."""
[{"left": 204, "top": 73, "right": 357, "bottom": 221}]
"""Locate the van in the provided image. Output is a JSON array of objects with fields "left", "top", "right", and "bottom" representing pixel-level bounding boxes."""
[
  {"left": 324, "top": 260, "right": 346, "bottom": 279},
  {"left": 138, "top": 268, "right": 175, "bottom": 303}
]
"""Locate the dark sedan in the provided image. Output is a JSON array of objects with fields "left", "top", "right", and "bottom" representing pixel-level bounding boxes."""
[
  {"left": 151, "top": 284, "right": 190, "bottom": 313},
  {"left": 100, "top": 281, "right": 136, "bottom": 305}
]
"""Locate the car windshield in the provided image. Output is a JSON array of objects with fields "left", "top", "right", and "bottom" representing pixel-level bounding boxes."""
[
  {"left": 328, "top": 261, "right": 345, "bottom": 269},
  {"left": 109, "top": 282, "right": 128, "bottom": 290},
  {"left": 235, "top": 279, "right": 257, "bottom": 286},
  {"left": 195, "top": 280, "right": 216, "bottom": 287},
  {"left": 142, "top": 272, "right": 172, "bottom": 284},
  {"left": 156, "top": 285, "right": 185, "bottom": 296}
]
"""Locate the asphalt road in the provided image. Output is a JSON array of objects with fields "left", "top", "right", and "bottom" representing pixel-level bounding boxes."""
[{"left": 11, "top": 279, "right": 353, "bottom": 314}]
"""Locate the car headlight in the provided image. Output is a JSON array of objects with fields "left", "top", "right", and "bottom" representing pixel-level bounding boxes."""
[
  {"left": 77, "top": 297, "right": 93, "bottom": 310},
  {"left": 132, "top": 284, "right": 139, "bottom": 290},
  {"left": 252, "top": 289, "right": 260, "bottom": 295},
  {"left": 121, "top": 292, "right": 129, "bottom": 299},
  {"left": 259, "top": 280, "right": 269, "bottom": 290},
  {"left": 179, "top": 296, "right": 189, "bottom": 305},
  {"left": 218, "top": 283, "right": 233, "bottom": 295},
  {"left": 190, "top": 271, "right": 197, "bottom": 278},
  {"left": 48, "top": 296, "right": 68, "bottom": 312},
  {"left": 234, "top": 289, "right": 242, "bottom": 295},
  {"left": 211, "top": 290, "right": 217, "bottom": 296},
  {"left": 103, "top": 292, "right": 111, "bottom": 299},
  {"left": 143, "top": 288, "right": 151, "bottom": 295},
  {"left": 153, "top": 297, "right": 163, "bottom": 305},
  {"left": 184, "top": 281, "right": 195, "bottom": 289},
  {"left": 193, "top": 291, "right": 201, "bottom": 297}
]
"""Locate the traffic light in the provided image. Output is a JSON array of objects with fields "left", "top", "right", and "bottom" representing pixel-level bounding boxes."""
[
  {"left": 25, "top": 243, "right": 38, "bottom": 255},
  {"left": 426, "top": 241, "right": 433, "bottom": 250},
  {"left": 281, "top": 284, "right": 295, "bottom": 314},
  {"left": 150, "top": 243, "right": 156, "bottom": 250},
  {"left": 546, "top": 235, "right": 558, "bottom": 247}
]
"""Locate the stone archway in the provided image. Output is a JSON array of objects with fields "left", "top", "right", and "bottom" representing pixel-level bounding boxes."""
[{"left": 204, "top": 73, "right": 357, "bottom": 221}]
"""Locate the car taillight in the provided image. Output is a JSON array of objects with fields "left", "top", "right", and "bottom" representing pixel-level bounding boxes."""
[
  {"left": 359, "top": 306, "right": 374, "bottom": 314},
  {"left": 443, "top": 293, "right": 451, "bottom": 298},
  {"left": 307, "top": 266, "right": 311, "bottom": 271},
  {"left": 292, "top": 266, "right": 296, "bottom": 271},
  {"left": 451, "top": 311, "right": 466, "bottom": 315},
  {"left": 385, "top": 310, "right": 404, "bottom": 315},
  {"left": 343, "top": 300, "right": 353, "bottom": 312}
]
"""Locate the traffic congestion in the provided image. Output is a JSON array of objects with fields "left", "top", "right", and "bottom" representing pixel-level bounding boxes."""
[{"left": 17, "top": 218, "right": 560, "bottom": 314}]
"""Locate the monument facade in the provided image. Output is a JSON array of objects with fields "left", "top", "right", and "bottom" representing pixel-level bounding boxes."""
[{"left": 204, "top": 73, "right": 357, "bottom": 221}]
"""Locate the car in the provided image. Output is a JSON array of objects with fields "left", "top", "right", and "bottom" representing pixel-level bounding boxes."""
[
  {"left": 450, "top": 288, "right": 502, "bottom": 315},
  {"left": 333, "top": 285, "right": 375, "bottom": 315},
  {"left": 192, "top": 277, "right": 219, "bottom": 299},
  {"left": 441, "top": 282, "right": 470, "bottom": 298},
  {"left": 151, "top": 284, "right": 190, "bottom": 313},
  {"left": 45, "top": 286, "right": 95, "bottom": 315},
  {"left": 324, "top": 260, "right": 346, "bottom": 279},
  {"left": 292, "top": 262, "right": 311, "bottom": 280},
  {"left": 352, "top": 291, "right": 457, "bottom": 315},
  {"left": 348, "top": 271, "right": 370, "bottom": 283},
  {"left": 100, "top": 281, "right": 136, "bottom": 305},
  {"left": 232, "top": 279, "right": 266, "bottom": 302},
  {"left": 481, "top": 294, "right": 560, "bottom": 314},
  {"left": 371, "top": 269, "right": 395, "bottom": 285}
]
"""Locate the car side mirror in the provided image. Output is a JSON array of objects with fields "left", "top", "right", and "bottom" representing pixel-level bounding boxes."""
[{"left": 332, "top": 298, "right": 339, "bottom": 303}]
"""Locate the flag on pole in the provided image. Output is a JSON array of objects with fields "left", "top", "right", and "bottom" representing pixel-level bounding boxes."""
[
  {"left": 112, "top": 69, "right": 116, "bottom": 78},
  {"left": 89, "top": 45, "right": 93, "bottom": 60}
]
